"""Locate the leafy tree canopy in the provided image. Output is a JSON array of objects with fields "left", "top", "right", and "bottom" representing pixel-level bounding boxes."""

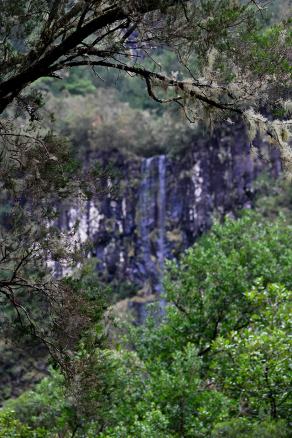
[
  {"left": 1, "top": 211, "right": 291, "bottom": 437},
  {"left": 0, "top": 0, "right": 291, "bottom": 417},
  {"left": 0, "top": 1, "right": 291, "bottom": 152}
]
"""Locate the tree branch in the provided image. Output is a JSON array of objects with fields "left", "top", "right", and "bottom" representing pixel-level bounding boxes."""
[
  {"left": 0, "top": 1, "right": 173, "bottom": 113},
  {"left": 59, "top": 59, "right": 242, "bottom": 114}
]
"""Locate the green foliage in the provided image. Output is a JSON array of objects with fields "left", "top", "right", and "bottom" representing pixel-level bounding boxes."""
[
  {"left": 138, "top": 212, "right": 292, "bottom": 362},
  {"left": 45, "top": 89, "right": 196, "bottom": 158},
  {"left": 120, "top": 212, "right": 292, "bottom": 435},
  {"left": 133, "top": 343, "right": 229, "bottom": 437},
  {"left": 245, "top": 23, "right": 292, "bottom": 76},
  {"left": 0, "top": 410, "right": 46, "bottom": 438},
  {"left": 2, "top": 212, "right": 291, "bottom": 437},
  {"left": 98, "top": 409, "right": 170, "bottom": 438},
  {"left": 212, "top": 282, "right": 291, "bottom": 419},
  {"left": 36, "top": 69, "right": 97, "bottom": 97},
  {"left": 36, "top": 51, "right": 178, "bottom": 113},
  {"left": 211, "top": 418, "right": 290, "bottom": 438},
  {"left": 3, "top": 370, "right": 69, "bottom": 435},
  {"left": 254, "top": 175, "right": 292, "bottom": 223},
  {"left": 0, "top": 1, "right": 291, "bottom": 435}
]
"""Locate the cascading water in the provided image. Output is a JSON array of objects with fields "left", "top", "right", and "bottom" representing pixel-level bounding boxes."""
[
  {"left": 140, "top": 158, "right": 151, "bottom": 260},
  {"left": 157, "top": 155, "right": 166, "bottom": 270},
  {"left": 49, "top": 128, "right": 277, "bottom": 325},
  {"left": 136, "top": 154, "right": 167, "bottom": 320},
  {"left": 157, "top": 155, "right": 167, "bottom": 311},
  {"left": 138, "top": 156, "right": 156, "bottom": 285}
]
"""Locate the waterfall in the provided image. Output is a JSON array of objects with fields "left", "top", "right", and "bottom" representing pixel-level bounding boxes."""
[
  {"left": 157, "top": 155, "right": 166, "bottom": 269},
  {"left": 157, "top": 155, "right": 166, "bottom": 311},
  {"left": 139, "top": 156, "right": 156, "bottom": 282},
  {"left": 138, "top": 154, "right": 167, "bottom": 318}
]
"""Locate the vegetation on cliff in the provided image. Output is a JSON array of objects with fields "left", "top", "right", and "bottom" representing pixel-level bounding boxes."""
[
  {"left": 0, "top": 1, "right": 291, "bottom": 436},
  {"left": 1, "top": 209, "right": 292, "bottom": 436},
  {"left": 0, "top": 0, "right": 290, "bottom": 348}
]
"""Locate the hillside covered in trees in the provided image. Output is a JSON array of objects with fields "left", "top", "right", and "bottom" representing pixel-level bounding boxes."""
[{"left": 0, "top": 1, "right": 291, "bottom": 437}]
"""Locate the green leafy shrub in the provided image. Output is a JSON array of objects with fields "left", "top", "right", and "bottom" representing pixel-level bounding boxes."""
[
  {"left": 212, "top": 282, "right": 291, "bottom": 419},
  {"left": 211, "top": 418, "right": 290, "bottom": 438},
  {"left": 3, "top": 370, "right": 73, "bottom": 435},
  {"left": 0, "top": 410, "right": 47, "bottom": 438},
  {"left": 137, "top": 211, "right": 292, "bottom": 363},
  {"left": 3, "top": 212, "right": 291, "bottom": 437},
  {"left": 45, "top": 89, "right": 196, "bottom": 158}
]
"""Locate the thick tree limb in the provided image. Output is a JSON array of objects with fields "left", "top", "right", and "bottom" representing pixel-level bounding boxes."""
[
  {"left": 0, "top": 1, "right": 177, "bottom": 113},
  {"left": 60, "top": 59, "right": 243, "bottom": 114}
]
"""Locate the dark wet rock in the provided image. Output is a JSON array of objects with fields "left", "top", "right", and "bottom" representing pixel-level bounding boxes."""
[
  {"left": 1, "top": 125, "right": 281, "bottom": 402},
  {"left": 58, "top": 124, "right": 280, "bottom": 295}
]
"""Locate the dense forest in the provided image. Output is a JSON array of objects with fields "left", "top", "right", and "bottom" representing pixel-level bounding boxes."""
[{"left": 0, "top": 1, "right": 291, "bottom": 437}]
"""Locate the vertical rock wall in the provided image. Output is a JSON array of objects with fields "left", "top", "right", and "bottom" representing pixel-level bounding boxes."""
[{"left": 59, "top": 126, "right": 281, "bottom": 294}]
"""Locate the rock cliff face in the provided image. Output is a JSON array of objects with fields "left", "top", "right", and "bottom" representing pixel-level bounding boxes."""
[
  {"left": 59, "top": 126, "right": 280, "bottom": 297},
  {"left": 0, "top": 126, "right": 281, "bottom": 403}
]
